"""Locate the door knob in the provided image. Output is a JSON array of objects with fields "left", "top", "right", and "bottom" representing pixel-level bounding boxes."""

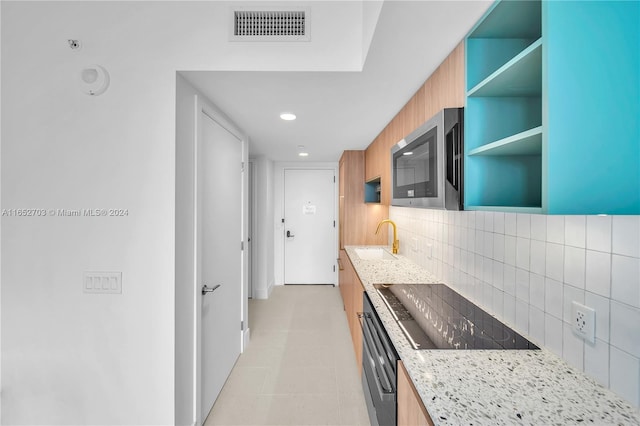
[
  {"left": 202, "top": 284, "right": 221, "bottom": 295},
  {"left": 286, "top": 230, "right": 295, "bottom": 238}
]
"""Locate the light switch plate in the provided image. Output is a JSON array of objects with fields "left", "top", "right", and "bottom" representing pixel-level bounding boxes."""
[{"left": 83, "top": 272, "right": 122, "bottom": 294}]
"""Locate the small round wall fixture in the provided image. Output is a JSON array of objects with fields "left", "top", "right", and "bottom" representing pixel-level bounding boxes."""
[{"left": 80, "top": 64, "right": 110, "bottom": 96}]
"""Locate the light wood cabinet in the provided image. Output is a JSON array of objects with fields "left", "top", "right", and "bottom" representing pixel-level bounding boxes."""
[
  {"left": 465, "top": 0, "right": 639, "bottom": 214},
  {"left": 338, "top": 250, "right": 364, "bottom": 373},
  {"left": 338, "top": 151, "right": 366, "bottom": 249},
  {"left": 397, "top": 360, "right": 434, "bottom": 426}
]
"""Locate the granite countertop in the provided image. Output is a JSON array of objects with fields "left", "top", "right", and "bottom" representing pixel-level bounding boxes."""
[{"left": 345, "top": 245, "right": 640, "bottom": 426}]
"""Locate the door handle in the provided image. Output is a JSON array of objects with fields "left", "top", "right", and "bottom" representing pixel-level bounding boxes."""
[
  {"left": 202, "top": 284, "right": 221, "bottom": 295},
  {"left": 286, "top": 230, "right": 295, "bottom": 238}
]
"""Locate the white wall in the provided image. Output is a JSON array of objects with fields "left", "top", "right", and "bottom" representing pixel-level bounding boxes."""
[
  {"left": 251, "top": 156, "right": 275, "bottom": 299},
  {"left": 273, "top": 162, "right": 338, "bottom": 286},
  {"left": 175, "top": 75, "right": 197, "bottom": 426},
  {"left": 389, "top": 207, "right": 640, "bottom": 409},
  {"left": 361, "top": 1, "right": 384, "bottom": 62}
]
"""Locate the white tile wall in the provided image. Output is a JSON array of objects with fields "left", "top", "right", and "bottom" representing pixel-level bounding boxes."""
[{"left": 390, "top": 207, "right": 640, "bottom": 408}]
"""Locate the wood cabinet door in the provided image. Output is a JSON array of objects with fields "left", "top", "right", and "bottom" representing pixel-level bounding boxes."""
[{"left": 397, "top": 361, "right": 434, "bottom": 426}]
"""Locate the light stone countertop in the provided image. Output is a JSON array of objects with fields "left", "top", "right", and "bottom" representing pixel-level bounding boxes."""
[{"left": 345, "top": 245, "right": 640, "bottom": 426}]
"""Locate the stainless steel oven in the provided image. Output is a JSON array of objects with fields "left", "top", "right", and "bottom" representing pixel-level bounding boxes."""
[{"left": 359, "top": 292, "right": 399, "bottom": 426}]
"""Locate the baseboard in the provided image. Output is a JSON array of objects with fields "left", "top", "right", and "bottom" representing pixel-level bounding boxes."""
[{"left": 243, "top": 328, "right": 251, "bottom": 350}]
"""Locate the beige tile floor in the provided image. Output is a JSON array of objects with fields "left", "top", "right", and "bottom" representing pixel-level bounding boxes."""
[{"left": 204, "top": 285, "right": 371, "bottom": 426}]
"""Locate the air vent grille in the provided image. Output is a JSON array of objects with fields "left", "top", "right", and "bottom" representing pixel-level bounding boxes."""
[{"left": 234, "top": 11, "right": 306, "bottom": 37}]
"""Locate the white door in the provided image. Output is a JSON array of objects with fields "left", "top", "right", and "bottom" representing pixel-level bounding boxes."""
[
  {"left": 284, "top": 169, "right": 336, "bottom": 284},
  {"left": 197, "top": 108, "right": 243, "bottom": 424}
]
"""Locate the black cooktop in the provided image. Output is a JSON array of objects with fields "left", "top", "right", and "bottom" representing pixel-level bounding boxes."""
[{"left": 374, "top": 284, "right": 539, "bottom": 350}]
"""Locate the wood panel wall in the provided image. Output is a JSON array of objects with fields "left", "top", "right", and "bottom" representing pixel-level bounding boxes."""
[{"left": 364, "top": 42, "right": 465, "bottom": 245}]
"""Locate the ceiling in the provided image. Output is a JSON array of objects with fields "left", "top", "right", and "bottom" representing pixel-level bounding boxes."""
[{"left": 183, "top": 0, "right": 492, "bottom": 162}]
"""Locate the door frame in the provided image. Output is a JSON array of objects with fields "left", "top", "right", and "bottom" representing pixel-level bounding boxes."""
[
  {"left": 193, "top": 94, "right": 248, "bottom": 426},
  {"left": 273, "top": 162, "right": 339, "bottom": 287}
]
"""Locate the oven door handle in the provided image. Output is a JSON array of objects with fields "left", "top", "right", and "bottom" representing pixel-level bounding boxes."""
[{"left": 358, "top": 312, "right": 394, "bottom": 394}]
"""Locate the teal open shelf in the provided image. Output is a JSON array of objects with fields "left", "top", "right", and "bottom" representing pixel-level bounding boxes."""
[
  {"left": 464, "top": 0, "right": 640, "bottom": 214},
  {"left": 468, "top": 126, "right": 542, "bottom": 156},
  {"left": 467, "top": 39, "right": 542, "bottom": 98}
]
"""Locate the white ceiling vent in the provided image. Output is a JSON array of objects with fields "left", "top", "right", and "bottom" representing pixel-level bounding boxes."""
[{"left": 230, "top": 8, "right": 311, "bottom": 42}]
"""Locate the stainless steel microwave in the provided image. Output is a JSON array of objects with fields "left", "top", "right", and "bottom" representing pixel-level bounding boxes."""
[{"left": 391, "top": 108, "right": 463, "bottom": 210}]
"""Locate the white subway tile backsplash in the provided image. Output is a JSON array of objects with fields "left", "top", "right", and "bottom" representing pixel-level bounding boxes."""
[
  {"left": 516, "top": 298, "right": 529, "bottom": 334},
  {"left": 611, "top": 255, "right": 640, "bottom": 308},
  {"left": 587, "top": 215, "right": 612, "bottom": 253},
  {"left": 516, "top": 237, "right": 531, "bottom": 270},
  {"left": 564, "top": 246, "right": 586, "bottom": 289},
  {"left": 565, "top": 216, "right": 586, "bottom": 248},
  {"left": 484, "top": 231, "right": 493, "bottom": 258},
  {"left": 503, "top": 293, "right": 516, "bottom": 327},
  {"left": 585, "top": 338, "right": 610, "bottom": 387},
  {"left": 546, "top": 215, "right": 565, "bottom": 245},
  {"left": 545, "top": 243, "right": 564, "bottom": 282},
  {"left": 493, "top": 212, "right": 505, "bottom": 234},
  {"left": 503, "top": 265, "right": 516, "bottom": 296},
  {"left": 493, "top": 261, "right": 504, "bottom": 291},
  {"left": 610, "top": 301, "right": 640, "bottom": 358},
  {"left": 492, "top": 287, "right": 504, "bottom": 318},
  {"left": 517, "top": 214, "right": 531, "bottom": 238},
  {"left": 474, "top": 254, "right": 483, "bottom": 280},
  {"left": 530, "top": 240, "right": 546, "bottom": 276},
  {"left": 476, "top": 212, "right": 485, "bottom": 231},
  {"left": 585, "top": 292, "right": 610, "bottom": 343},
  {"left": 475, "top": 229, "right": 484, "bottom": 254},
  {"left": 504, "top": 235, "right": 517, "bottom": 266},
  {"left": 467, "top": 230, "right": 476, "bottom": 255},
  {"left": 585, "top": 250, "right": 611, "bottom": 297},
  {"left": 545, "top": 278, "right": 563, "bottom": 319},
  {"left": 529, "top": 273, "right": 545, "bottom": 310},
  {"left": 563, "top": 284, "right": 585, "bottom": 325},
  {"left": 531, "top": 214, "right": 547, "bottom": 241},
  {"left": 504, "top": 213, "right": 517, "bottom": 236},
  {"left": 493, "top": 233, "right": 505, "bottom": 262},
  {"left": 483, "top": 258, "right": 493, "bottom": 285},
  {"left": 612, "top": 216, "right": 640, "bottom": 257},
  {"left": 529, "top": 306, "right": 545, "bottom": 345},
  {"left": 563, "top": 323, "right": 585, "bottom": 370},
  {"left": 545, "top": 314, "right": 563, "bottom": 357},
  {"left": 516, "top": 268, "right": 530, "bottom": 303},
  {"left": 610, "top": 347, "right": 640, "bottom": 408},
  {"left": 482, "top": 281, "right": 493, "bottom": 309},
  {"left": 467, "top": 211, "right": 476, "bottom": 231},
  {"left": 485, "top": 212, "right": 494, "bottom": 232}
]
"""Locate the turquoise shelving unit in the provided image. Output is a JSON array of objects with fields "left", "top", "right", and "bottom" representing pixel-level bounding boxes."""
[{"left": 464, "top": 0, "right": 640, "bottom": 214}]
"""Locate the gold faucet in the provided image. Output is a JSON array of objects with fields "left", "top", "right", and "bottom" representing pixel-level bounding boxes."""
[{"left": 375, "top": 219, "right": 399, "bottom": 254}]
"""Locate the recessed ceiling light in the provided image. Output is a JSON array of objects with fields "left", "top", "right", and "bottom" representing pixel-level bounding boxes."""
[
  {"left": 280, "top": 112, "right": 296, "bottom": 121},
  {"left": 297, "top": 145, "right": 309, "bottom": 157},
  {"left": 403, "top": 151, "right": 414, "bottom": 156},
  {"left": 298, "top": 152, "right": 309, "bottom": 157}
]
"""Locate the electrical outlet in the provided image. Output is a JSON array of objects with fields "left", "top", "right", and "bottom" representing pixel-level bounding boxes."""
[
  {"left": 426, "top": 243, "right": 433, "bottom": 259},
  {"left": 571, "top": 301, "right": 595, "bottom": 343},
  {"left": 412, "top": 237, "right": 419, "bottom": 252}
]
